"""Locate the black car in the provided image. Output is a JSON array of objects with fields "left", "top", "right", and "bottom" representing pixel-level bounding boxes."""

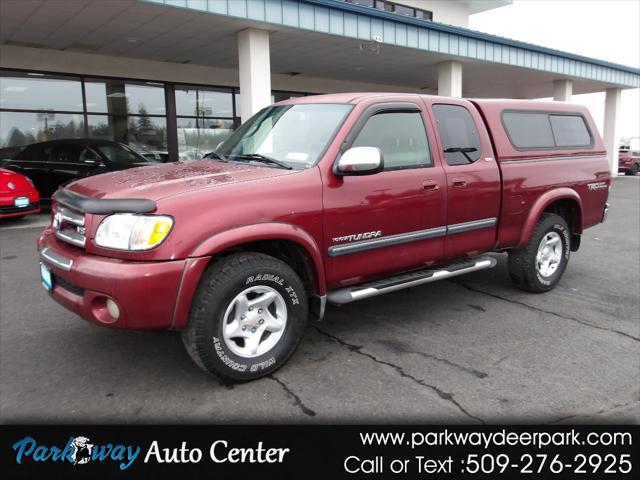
[{"left": 0, "top": 139, "right": 155, "bottom": 202}]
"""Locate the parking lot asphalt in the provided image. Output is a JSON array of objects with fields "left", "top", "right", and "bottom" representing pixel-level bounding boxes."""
[{"left": 1, "top": 177, "right": 638, "bottom": 425}]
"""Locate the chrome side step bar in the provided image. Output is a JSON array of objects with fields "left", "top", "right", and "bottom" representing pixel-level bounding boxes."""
[{"left": 327, "top": 256, "right": 497, "bottom": 305}]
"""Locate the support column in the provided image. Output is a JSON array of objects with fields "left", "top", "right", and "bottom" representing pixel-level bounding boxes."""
[
  {"left": 603, "top": 88, "right": 622, "bottom": 175},
  {"left": 438, "top": 60, "right": 462, "bottom": 98},
  {"left": 553, "top": 79, "right": 573, "bottom": 102},
  {"left": 238, "top": 28, "right": 271, "bottom": 123}
]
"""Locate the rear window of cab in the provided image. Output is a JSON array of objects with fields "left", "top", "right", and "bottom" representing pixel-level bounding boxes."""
[{"left": 501, "top": 110, "right": 593, "bottom": 150}]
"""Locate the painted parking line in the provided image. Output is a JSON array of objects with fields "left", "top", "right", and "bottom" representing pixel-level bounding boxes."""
[{"left": 0, "top": 220, "right": 50, "bottom": 231}]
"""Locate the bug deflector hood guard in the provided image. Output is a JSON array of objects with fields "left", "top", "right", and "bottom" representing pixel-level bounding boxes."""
[{"left": 53, "top": 188, "right": 156, "bottom": 214}]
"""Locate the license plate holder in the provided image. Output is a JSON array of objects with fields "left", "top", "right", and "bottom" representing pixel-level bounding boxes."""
[
  {"left": 14, "top": 196, "right": 29, "bottom": 208},
  {"left": 40, "top": 263, "right": 53, "bottom": 291}
]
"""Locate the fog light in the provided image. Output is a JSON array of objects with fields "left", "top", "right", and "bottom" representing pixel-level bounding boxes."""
[{"left": 106, "top": 299, "right": 120, "bottom": 320}]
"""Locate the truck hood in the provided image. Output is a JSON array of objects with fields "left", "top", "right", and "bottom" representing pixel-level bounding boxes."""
[{"left": 66, "top": 159, "right": 295, "bottom": 201}]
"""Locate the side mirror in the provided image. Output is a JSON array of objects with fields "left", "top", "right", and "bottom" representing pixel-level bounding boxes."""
[
  {"left": 82, "top": 153, "right": 104, "bottom": 166},
  {"left": 335, "top": 147, "right": 384, "bottom": 176}
]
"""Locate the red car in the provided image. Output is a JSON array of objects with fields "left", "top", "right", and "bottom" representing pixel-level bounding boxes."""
[
  {"left": 38, "top": 94, "right": 610, "bottom": 381},
  {"left": 0, "top": 168, "right": 40, "bottom": 219},
  {"left": 618, "top": 148, "right": 640, "bottom": 175}
]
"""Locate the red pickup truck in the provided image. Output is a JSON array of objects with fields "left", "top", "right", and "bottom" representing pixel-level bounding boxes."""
[{"left": 38, "top": 93, "right": 611, "bottom": 381}]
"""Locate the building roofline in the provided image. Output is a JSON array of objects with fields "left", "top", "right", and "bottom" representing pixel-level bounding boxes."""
[{"left": 302, "top": 0, "right": 640, "bottom": 75}]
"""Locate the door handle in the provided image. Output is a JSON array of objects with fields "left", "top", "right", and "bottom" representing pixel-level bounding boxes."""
[
  {"left": 452, "top": 177, "right": 467, "bottom": 188},
  {"left": 422, "top": 180, "right": 439, "bottom": 192}
]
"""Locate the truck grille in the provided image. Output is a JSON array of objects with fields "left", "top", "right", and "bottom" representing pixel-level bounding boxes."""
[{"left": 53, "top": 205, "right": 86, "bottom": 249}]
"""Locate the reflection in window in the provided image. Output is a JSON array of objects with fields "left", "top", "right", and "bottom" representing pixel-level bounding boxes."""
[
  {"left": 219, "top": 104, "right": 352, "bottom": 168},
  {"left": 87, "top": 114, "right": 167, "bottom": 160},
  {"left": 177, "top": 118, "right": 235, "bottom": 160},
  {"left": 175, "top": 85, "right": 237, "bottom": 160},
  {"left": 353, "top": 111, "right": 431, "bottom": 169},
  {"left": 95, "top": 144, "right": 148, "bottom": 164},
  {"left": 0, "top": 71, "right": 83, "bottom": 111},
  {"left": 84, "top": 79, "right": 166, "bottom": 115},
  {"left": 502, "top": 112, "right": 555, "bottom": 149},
  {"left": 432, "top": 104, "right": 482, "bottom": 165},
  {"left": 175, "top": 86, "right": 233, "bottom": 117},
  {"left": 235, "top": 90, "right": 307, "bottom": 115},
  {"left": 0, "top": 111, "right": 84, "bottom": 148},
  {"left": 549, "top": 115, "right": 592, "bottom": 147},
  {"left": 272, "top": 91, "right": 306, "bottom": 103}
]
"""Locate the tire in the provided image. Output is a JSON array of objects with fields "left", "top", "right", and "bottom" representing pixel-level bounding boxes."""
[
  {"left": 508, "top": 213, "right": 570, "bottom": 293},
  {"left": 626, "top": 163, "right": 639, "bottom": 176},
  {"left": 182, "top": 252, "right": 308, "bottom": 382}
]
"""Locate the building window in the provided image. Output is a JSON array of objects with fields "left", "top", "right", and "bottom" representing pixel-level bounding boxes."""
[
  {"left": 0, "top": 111, "right": 85, "bottom": 150},
  {"left": 84, "top": 78, "right": 167, "bottom": 160},
  {"left": 344, "top": 0, "right": 432, "bottom": 21},
  {"left": 272, "top": 91, "right": 307, "bottom": 103},
  {"left": 0, "top": 71, "right": 85, "bottom": 155},
  {"left": 0, "top": 71, "right": 83, "bottom": 111},
  {"left": 175, "top": 85, "right": 236, "bottom": 160},
  {"left": 0, "top": 69, "right": 313, "bottom": 162}
]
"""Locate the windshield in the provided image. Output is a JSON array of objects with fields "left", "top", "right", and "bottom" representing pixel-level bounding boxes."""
[
  {"left": 95, "top": 144, "right": 149, "bottom": 164},
  {"left": 217, "top": 104, "right": 352, "bottom": 169}
]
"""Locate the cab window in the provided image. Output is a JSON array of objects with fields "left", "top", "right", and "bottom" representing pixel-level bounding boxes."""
[
  {"left": 352, "top": 111, "right": 431, "bottom": 170},
  {"left": 432, "top": 104, "right": 482, "bottom": 166}
]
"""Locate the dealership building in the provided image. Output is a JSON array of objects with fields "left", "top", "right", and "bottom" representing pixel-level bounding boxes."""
[{"left": 1, "top": 0, "right": 639, "bottom": 171}]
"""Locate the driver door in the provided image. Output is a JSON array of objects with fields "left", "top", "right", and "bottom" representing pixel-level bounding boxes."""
[{"left": 323, "top": 102, "right": 447, "bottom": 288}]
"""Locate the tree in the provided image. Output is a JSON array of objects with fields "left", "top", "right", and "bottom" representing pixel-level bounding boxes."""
[
  {"left": 5, "top": 127, "right": 27, "bottom": 147},
  {"left": 136, "top": 104, "right": 154, "bottom": 132}
]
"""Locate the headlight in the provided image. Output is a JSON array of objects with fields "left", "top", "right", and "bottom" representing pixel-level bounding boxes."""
[{"left": 95, "top": 214, "right": 173, "bottom": 251}]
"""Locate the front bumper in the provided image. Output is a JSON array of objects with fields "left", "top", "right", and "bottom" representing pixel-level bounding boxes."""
[{"left": 38, "top": 229, "right": 209, "bottom": 329}]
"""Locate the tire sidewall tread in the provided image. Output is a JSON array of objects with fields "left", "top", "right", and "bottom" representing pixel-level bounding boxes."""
[
  {"left": 182, "top": 252, "right": 308, "bottom": 382},
  {"left": 508, "top": 213, "right": 570, "bottom": 293}
]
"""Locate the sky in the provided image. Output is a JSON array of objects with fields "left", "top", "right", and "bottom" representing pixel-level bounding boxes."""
[{"left": 469, "top": 0, "right": 640, "bottom": 148}]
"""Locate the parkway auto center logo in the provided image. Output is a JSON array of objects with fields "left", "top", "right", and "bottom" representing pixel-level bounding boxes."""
[{"left": 12, "top": 435, "right": 140, "bottom": 470}]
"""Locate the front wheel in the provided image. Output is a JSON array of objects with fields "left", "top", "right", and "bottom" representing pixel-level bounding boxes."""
[
  {"left": 182, "top": 252, "right": 308, "bottom": 382},
  {"left": 508, "top": 213, "right": 570, "bottom": 293},
  {"left": 626, "top": 163, "right": 639, "bottom": 176}
]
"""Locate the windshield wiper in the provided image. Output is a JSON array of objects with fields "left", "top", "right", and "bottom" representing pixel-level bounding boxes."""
[
  {"left": 204, "top": 151, "right": 227, "bottom": 162},
  {"left": 444, "top": 147, "right": 478, "bottom": 163},
  {"left": 231, "top": 153, "right": 293, "bottom": 170}
]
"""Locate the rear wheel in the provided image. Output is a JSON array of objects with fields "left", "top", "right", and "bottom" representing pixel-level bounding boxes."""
[
  {"left": 182, "top": 252, "right": 308, "bottom": 382},
  {"left": 626, "top": 163, "right": 639, "bottom": 176},
  {"left": 508, "top": 213, "right": 570, "bottom": 293}
]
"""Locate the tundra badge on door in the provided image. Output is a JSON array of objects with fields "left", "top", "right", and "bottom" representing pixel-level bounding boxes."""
[{"left": 333, "top": 231, "right": 382, "bottom": 243}]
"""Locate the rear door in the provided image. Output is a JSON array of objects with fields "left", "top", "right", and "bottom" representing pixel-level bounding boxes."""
[{"left": 426, "top": 99, "right": 501, "bottom": 259}]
